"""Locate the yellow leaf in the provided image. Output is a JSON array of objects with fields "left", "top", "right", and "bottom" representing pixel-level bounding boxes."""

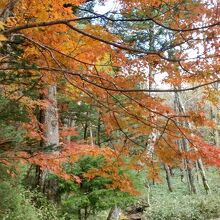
[
  {"left": 0, "top": 34, "right": 7, "bottom": 41},
  {"left": 0, "top": 21, "right": 5, "bottom": 30},
  {"left": 0, "top": 1, "right": 8, "bottom": 10},
  {"left": 0, "top": 56, "right": 6, "bottom": 61}
]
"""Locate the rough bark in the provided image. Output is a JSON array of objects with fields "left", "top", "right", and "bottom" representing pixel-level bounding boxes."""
[
  {"left": 44, "top": 85, "right": 59, "bottom": 148},
  {"left": 40, "top": 85, "right": 60, "bottom": 202}
]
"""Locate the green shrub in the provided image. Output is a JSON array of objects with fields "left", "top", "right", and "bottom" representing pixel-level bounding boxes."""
[
  {"left": 0, "top": 181, "right": 62, "bottom": 220},
  {"left": 144, "top": 169, "right": 220, "bottom": 220},
  {"left": 145, "top": 193, "right": 220, "bottom": 220},
  {"left": 60, "top": 155, "right": 142, "bottom": 219},
  {"left": 0, "top": 181, "right": 39, "bottom": 220}
]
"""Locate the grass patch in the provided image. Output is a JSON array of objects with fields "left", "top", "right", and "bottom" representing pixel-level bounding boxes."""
[{"left": 144, "top": 168, "right": 220, "bottom": 220}]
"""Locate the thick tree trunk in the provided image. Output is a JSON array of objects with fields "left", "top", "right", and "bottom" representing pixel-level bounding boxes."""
[
  {"left": 44, "top": 85, "right": 59, "bottom": 148},
  {"left": 40, "top": 85, "right": 60, "bottom": 202}
]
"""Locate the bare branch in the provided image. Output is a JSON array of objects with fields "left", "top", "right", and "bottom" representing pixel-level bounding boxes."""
[{"left": 1, "top": 65, "right": 219, "bottom": 93}]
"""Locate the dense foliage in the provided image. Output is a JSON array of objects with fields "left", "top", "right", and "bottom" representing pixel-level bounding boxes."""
[{"left": 0, "top": 0, "right": 220, "bottom": 219}]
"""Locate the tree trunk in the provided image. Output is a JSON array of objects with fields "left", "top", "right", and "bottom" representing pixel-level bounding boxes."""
[
  {"left": 96, "top": 112, "right": 101, "bottom": 146},
  {"left": 1, "top": 1, "right": 61, "bottom": 202},
  {"left": 164, "top": 164, "right": 173, "bottom": 192},
  {"left": 107, "top": 206, "right": 122, "bottom": 220},
  {"left": 44, "top": 85, "right": 59, "bottom": 148},
  {"left": 175, "top": 92, "right": 210, "bottom": 193},
  {"left": 197, "top": 158, "right": 210, "bottom": 194},
  {"left": 174, "top": 92, "right": 197, "bottom": 194},
  {"left": 213, "top": 83, "right": 219, "bottom": 146},
  {"left": 213, "top": 106, "right": 220, "bottom": 146},
  {"left": 39, "top": 85, "right": 60, "bottom": 202},
  {"left": 182, "top": 138, "right": 197, "bottom": 194},
  {"left": 83, "top": 111, "right": 89, "bottom": 140},
  {"left": 89, "top": 123, "right": 94, "bottom": 146}
]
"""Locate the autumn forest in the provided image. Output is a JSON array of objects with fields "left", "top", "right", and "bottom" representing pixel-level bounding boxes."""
[{"left": 0, "top": 0, "right": 220, "bottom": 219}]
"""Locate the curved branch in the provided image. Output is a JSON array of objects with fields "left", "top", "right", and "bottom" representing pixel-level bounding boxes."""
[
  {"left": 1, "top": 65, "right": 219, "bottom": 93},
  {"left": 2, "top": 19, "right": 181, "bottom": 62}
]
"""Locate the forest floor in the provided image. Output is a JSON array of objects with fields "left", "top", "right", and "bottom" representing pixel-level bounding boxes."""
[
  {"left": 142, "top": 168, "right": 220, "bottom": 220},
  {"left": 94, "top": 168, "right": 220, "bottom": 220}
]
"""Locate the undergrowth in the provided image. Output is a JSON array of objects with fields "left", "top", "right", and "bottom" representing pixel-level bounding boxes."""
[{"left": 144, "top": 168, "right": 220, "bottom": 220}]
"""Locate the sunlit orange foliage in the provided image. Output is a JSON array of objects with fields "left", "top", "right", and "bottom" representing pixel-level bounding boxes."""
[{"left": 0, "top": 0, "right": 220, "bottom": 192}]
